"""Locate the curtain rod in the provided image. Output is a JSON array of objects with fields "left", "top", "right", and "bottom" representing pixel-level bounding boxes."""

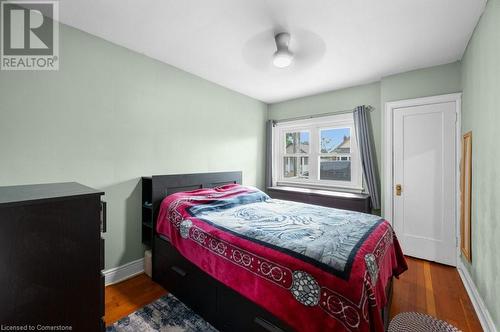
[{"left": 273, "top": 105, "right": 374, "bottom": 124}]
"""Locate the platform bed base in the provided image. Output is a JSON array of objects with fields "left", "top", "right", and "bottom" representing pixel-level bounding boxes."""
[
  {"left": 150, "top": 172, "right": 391, "bottom": 332},
  {"left": 153, "top": 235, "right": 392, "bottom": 332}
]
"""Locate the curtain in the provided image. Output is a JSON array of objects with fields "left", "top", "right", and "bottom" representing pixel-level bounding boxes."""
[
  {"left": 265, "top": 120, "right": 275, "bottom": 188},
  {"left": 353, "top": 106, "right": 380, "bottom": 209}
]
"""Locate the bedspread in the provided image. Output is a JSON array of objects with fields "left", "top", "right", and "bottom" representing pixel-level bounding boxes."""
[{"left": 156, "top": 184, "right": 407, "bottom": 332}]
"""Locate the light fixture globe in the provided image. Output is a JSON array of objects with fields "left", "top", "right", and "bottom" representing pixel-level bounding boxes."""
[
  {"left": 273, "top": 49, "right": 293, "bottom": 68},
  {"left": 273, "top": 32, "right": 293, "bottom": 68}
]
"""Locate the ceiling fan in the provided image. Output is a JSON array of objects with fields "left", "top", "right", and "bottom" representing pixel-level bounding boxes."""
[{"left": 241, "top": 28, "right": 325, "bottom": 72}]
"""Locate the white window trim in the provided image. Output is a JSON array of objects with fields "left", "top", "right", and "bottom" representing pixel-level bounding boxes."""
[{"left": 272, "top": 113, "right": 364, "bottom": 192}]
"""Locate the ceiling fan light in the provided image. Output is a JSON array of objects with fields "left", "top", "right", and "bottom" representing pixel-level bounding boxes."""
[
  {"left": 272, "top": 32, "right": 293, "bottom": 68},
  {"left": 273, "top": 49, "right": 293, "bottom": 68}
]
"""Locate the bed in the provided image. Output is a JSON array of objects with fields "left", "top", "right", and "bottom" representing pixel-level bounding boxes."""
[{"left": 150, "top": 172, "right": 407, "bottom": 332}]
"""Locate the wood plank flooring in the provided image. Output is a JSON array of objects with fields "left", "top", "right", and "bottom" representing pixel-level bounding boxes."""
[
  {"left": 105, "top": 257, "right": 482, "bottom": 331},
  {"left": 104, "top": 273, "right": 167, "bottom": 325},
  {"left": 389, "top": 256, "right": 482, "bottom": 332}
]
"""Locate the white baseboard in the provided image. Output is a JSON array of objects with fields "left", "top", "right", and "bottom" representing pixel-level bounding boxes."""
[
  {"left": 457, "top": 261, "right": 497, "bottom": 332},
  {"left": 103, "top": 258, "right": 144, "bottom": 286}
]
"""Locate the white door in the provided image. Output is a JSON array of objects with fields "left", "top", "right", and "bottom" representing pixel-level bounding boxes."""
[{"left": 393, "top": 101, "right": 457, "bottom": 266}]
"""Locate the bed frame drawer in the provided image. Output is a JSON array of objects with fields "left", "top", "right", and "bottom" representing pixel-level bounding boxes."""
[
  {"left": 154, "top": 237, "right": 217, "bottom": 323},
  {"left": 153, "top": 236, "right": 293, "bottom": 332},
  {"left": 216, "top": 286, "right": 292, "bottom": 332}
]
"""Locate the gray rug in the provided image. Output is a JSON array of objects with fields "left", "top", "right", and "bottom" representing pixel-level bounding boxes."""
[
  {"left": 389, "top": 312, "right": 461, "bottom": 332},
  {"left": 106, "top": 294, "right": 218, "bottom": 332}
]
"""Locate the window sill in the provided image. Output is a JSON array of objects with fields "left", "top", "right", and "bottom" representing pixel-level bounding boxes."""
[
  {"left": 276, "top": 181, "right": 364, "bottom": 194},
  {"left": 267, "top": 185, "right": 370, "bottom": 200}
]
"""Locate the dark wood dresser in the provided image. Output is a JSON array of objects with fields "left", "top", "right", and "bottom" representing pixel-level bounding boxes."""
[
  {"left": 0, "top": 182, "right": 106, "bottom": 332},
  {"left": 267, "top": 186, "right": 371, "bottom": 213}
]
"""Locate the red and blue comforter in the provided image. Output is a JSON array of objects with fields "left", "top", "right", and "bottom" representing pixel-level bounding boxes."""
[{"left": 156, "top": 184, "right": 407, "bottom": 332}]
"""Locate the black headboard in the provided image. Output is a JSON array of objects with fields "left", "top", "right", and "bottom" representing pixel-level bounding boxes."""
[{"left": 151, "top": 171, "right": 242, "bottom": 235}]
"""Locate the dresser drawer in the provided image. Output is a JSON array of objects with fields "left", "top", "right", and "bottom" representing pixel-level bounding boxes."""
[{"left": 100, "top": 238, "right": 105, "bottom": 271}]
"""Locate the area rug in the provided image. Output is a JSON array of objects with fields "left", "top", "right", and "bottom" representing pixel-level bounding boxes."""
[
  {"left": 106, "top": 294, "right": 218, "bottom": 332},
  {"left": 389, "top": 312, "right": 461, "bottom": 332}
]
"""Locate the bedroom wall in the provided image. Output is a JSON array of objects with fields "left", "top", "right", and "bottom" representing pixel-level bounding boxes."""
[
  {"left": 460, "top": 0, "right": 500, "bottom": 328},
  {"left": 380, "top": 62, "right": 462, "bottom": 105},
  {"left": 0, "top": 24, "right": 267, "bottom": 270},
  {"left": 268, "top": 62, "right": 461, "bottom": 211}
]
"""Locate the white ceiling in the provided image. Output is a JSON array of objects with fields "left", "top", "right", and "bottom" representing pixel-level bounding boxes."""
[{"left": 58, "top": 0, "right": 486, "bottom": 103}]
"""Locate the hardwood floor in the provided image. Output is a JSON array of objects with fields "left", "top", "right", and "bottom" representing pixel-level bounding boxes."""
[
  {"left": 389, "top": 257, "right": 482, "bottom": 332},
  {"left": 105, "top": 257, "right": 482, "bottom": 331},
  {"left": 104, "top": 273, "right": 167, "bottom": 325}
]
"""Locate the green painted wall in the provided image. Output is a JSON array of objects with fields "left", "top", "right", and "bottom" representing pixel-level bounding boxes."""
[
  {"left": 461, "top": 0, "right": 500, "bottom": 328},
  {"left": 0, "top": 25, "right": 267, "bottom": 270},
  {"left": 268, "top": 63, "right": 461, "bottom": 212},
  {"left": 269, "top": 82, "right": 382, "bottom": 178},
  {"left": 380, "top": 62, "right": 462, "bottom": 104}
]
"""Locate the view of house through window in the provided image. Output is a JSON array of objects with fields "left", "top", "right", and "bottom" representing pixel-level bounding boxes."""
[
  {"left": 284, "top": 131, "right": 309, "bottom": 179},
  {"left": 274, "top": 114, "right": 362, "bottom": 190},
  {"left": 319, "top": 128, "right": 351, "bottom": 181}
]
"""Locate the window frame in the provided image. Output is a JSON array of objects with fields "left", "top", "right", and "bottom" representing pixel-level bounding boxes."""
[{"left": 273, "top": 113, "right": 363, "bottom": 191}]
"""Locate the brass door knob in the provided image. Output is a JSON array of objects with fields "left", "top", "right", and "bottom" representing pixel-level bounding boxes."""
[{"left": 395, "top": 184, "right": 402, "bottom": 196}]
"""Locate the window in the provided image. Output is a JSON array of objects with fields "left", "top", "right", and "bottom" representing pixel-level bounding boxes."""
[
  {"left": 273, "top": 114, "right": 363, "bottom": 191},
  {"left": 283, "top": 131, "right": 309, "bottom": 179}
]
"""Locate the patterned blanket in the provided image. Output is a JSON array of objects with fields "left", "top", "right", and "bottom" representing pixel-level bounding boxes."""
[{"left": 157, "top": 184, "right": 407, "bottom": 332}]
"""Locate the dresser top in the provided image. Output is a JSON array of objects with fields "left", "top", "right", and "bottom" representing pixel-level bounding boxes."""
[{"left": 0, "top": 182, "right": 103, "bottom": 207}]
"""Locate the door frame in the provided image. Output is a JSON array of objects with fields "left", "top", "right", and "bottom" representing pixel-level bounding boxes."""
[{"left": 383, "top": 93, "right": 462, "bottom": 265}]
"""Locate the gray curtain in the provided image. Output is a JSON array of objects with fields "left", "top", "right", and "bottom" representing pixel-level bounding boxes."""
[
  {"left": 265, "top": 120, "right": 275, "bottom": 188},
  {"left": 353, "top": 106, "right": 380, "bottom": 209}
]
